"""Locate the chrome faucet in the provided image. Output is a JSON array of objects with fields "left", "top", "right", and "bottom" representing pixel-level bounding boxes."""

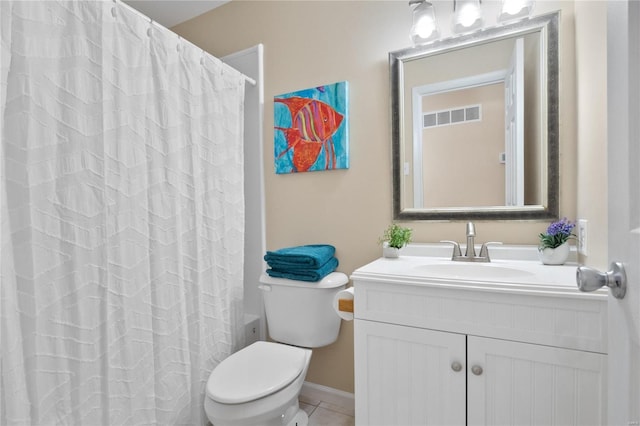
[
  {"left": 465, "top": 222, "right": 477, "bottom": 258},
  {"left": 441, "top": 222, "right": 502, "bottom": 263}
]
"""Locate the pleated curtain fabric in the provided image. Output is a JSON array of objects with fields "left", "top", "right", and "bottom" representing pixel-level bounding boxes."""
[{"left": 1, "top": 1, "right": 246, "bottom": 424}]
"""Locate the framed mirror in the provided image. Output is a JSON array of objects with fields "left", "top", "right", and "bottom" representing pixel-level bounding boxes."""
[{"left": 391, "top": 12, "right": 559, "bottom": 220}]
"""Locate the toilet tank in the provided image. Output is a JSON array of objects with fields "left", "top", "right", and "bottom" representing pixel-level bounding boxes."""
[{"left": 258, "top": 272, "right": 348, "bottom": 348}]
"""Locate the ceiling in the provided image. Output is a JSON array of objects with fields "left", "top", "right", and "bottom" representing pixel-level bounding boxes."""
[{"left": 123, "top": 1, "right": 229, "bottom": 28}]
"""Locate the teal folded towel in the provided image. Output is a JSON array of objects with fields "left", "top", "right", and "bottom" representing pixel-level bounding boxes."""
[
  {"left": 264, "top": 244, "right": 336, "bottom": 270},
  {"left": 266, "top": 257, "right": 339, "bottom": 282}
]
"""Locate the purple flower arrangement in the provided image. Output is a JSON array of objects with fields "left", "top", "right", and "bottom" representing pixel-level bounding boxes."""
[{"left": 539, "top": 218, "right": 576, "bottom": 250}]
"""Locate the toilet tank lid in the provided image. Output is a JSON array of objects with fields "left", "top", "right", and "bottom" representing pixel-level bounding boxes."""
[
  {"left": 206, "top": 341, "right": 310, "bottom": 404},
  {"left": 259, "top": 272, "right": 348, "bottom": 289}
]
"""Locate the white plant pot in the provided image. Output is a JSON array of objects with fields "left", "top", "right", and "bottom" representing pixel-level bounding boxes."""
[
  {"left": 382, "top": 242, "right": 401, "bottom": 258},
  {"left": 538, "top": 242, "right": 570, "bottom": 265}
]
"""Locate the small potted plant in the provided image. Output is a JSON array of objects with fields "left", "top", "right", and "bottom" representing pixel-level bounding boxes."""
[
  {"left": 379, "top": 223, "right": 412, "bottom": 258},
  {"left": 538, "top": 218, "right": 576, "bottom": 265}
]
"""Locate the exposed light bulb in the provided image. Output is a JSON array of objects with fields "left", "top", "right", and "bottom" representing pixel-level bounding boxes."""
[
  {"left": 457, "top": 3, "right": 481, "bottom": 27},
  {"left": 498, "top": 0, "right": 534, "bottom": 23},
  {"left": 410, "top": 0, "right": 439, "bottom": 45},
  {"left": 415, "top": 15, "right": 436, "bottom": 38},
  {"left": 452, "top": 0, "right": 483, "bottom": 34},
  {"left": 503, "top": 0, "right": 526, "bottom": 15}
]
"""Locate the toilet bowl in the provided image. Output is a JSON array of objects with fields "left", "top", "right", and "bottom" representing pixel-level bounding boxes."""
[
  {"left": 204, "top": 341, "right": 311, "bottom": 426},
  {"left": 204, "top": 272, "right": 348, "bottom": 426}
]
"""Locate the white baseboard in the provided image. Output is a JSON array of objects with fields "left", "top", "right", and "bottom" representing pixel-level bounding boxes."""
[{"left": 300, "top": 381, "right": 355, "bottom": 410}]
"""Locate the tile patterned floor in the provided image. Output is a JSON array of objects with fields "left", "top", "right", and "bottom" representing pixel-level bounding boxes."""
[
  {"left": 204, "top": 383, "right": 355, "bottom": 425},
  {"left": 299, "top": 394, "right": 355, "bottom": 426}
]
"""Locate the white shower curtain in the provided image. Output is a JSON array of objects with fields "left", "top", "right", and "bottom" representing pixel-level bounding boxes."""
[{"left": 1, "top": 1, "right": 246, "bottom": 424}]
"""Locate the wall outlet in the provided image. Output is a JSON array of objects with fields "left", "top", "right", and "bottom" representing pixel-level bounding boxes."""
[{"left": 577, "top": 219, "right": 588, "bottom": 256}]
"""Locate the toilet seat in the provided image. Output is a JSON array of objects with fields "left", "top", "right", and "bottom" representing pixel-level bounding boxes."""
[{"left": 206, "top": 341, "right": 307, "bottom": 404}]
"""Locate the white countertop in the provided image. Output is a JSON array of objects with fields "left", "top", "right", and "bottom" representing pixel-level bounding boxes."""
[{"left": 351, "top": 244, "right": 606, "bottom": 299}]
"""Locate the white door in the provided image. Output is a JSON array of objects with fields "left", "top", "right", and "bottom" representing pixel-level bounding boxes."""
[
  {"left": 606, "top": 2, "right": 640, "bottom": 424},
  {"left": 504, "top": 37, "right": 525, "bottom": 206}
]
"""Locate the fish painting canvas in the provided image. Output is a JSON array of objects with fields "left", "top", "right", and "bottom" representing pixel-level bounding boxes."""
[{"left": 274, "top": 81, "right": 349, "bottom": 174}]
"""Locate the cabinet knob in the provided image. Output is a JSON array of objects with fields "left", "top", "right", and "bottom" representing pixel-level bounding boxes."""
[
  {"left": 471, "top": 365, "right": 483, "bottom": 376},
  {"left": 451, "top": 361, "right": 463, "bottom": 372}
]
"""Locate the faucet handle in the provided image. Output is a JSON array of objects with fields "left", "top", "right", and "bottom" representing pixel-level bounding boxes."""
[
  {"left": 479, "top": 241, "right": 502, "bottom": 260},
  {"left": 440, "top": 240, "right": 462, "bottom": 259}
]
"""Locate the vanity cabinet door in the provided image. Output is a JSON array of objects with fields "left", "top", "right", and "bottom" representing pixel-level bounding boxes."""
[
  {"left": 354, "top": 319, "right": 466, "bottom": 426},
  {"left": 467, "top": 336, "right": 607, "bottom": 426}
]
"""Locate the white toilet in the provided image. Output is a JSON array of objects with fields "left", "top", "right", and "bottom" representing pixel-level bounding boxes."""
[{"left": 204, "top": 271, "right": 348, "bottom": 426}]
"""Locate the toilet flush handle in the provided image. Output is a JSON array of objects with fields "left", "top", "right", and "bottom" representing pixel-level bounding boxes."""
[{"left": 258, "top": 284, "right": 272, "bottom": 292}]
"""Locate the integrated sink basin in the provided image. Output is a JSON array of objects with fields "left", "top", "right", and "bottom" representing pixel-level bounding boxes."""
[{"left": 413, "top": 262, "right": 536, "bottom": 280}]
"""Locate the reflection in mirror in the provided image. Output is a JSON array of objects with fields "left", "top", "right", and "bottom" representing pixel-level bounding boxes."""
[{"left": 391, "top": 12, "right": 559, "bottom": 220}]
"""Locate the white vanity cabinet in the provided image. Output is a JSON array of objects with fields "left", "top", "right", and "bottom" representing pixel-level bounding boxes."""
[{"left": 351, "top": 254, "right": 608, "bottom": 426}]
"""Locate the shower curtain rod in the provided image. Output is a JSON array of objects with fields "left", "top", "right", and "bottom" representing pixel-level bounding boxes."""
[{"left": 113, "top": 0, "right": 257, "bottom": 87}]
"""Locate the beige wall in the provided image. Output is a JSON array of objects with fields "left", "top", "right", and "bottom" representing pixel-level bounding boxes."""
[
  {"left": 574, "top": 1, "right": 608, "bottom": 270},
  {"left": 173, "top": 0, "right": 606, "bottom": 393},
  {"left": 422, "top": 84, "right": 505, "bottom": 207}
]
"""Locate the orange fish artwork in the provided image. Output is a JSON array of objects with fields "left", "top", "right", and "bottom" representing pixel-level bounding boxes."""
[{"left": 274, "top": 82, "right": 349, "bottom": 173}]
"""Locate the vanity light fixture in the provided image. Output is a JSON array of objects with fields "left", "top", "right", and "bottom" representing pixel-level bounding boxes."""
[
  {"left": 409, "top": 0, "right": 440, "bottom": 45},
  {"left": 409, "top": 0, "right": 534, "bottom": 44},
  {"left": 452, "top": 0, "right": 483, "bottom": 34},
  {"left": 498, "top": 0, "right": 535, "bottom": 22}
]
